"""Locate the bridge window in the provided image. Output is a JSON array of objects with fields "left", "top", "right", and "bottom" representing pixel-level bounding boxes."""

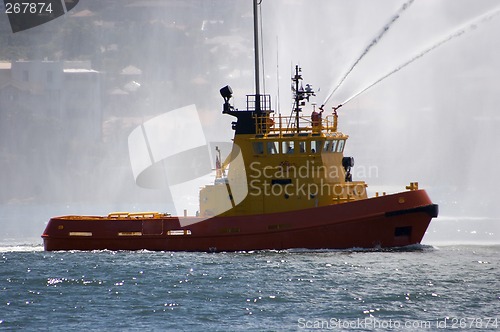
[
  {"left": 330, "top": 140, "right": 338, "bottom": 152},
  {"left": 253, "top": 142, "right": 264, "bottom": 154},
  {"left": 267, "top": 141, "right": 279, "bottom": 154},
  {"left": 337, "top": 140, "right": 345, "bottom": 152},
  {"left": 298, "top": 141, "right": 306, "bottom": 153},
  {"left": 322, "top": 140, "right": 344, "bottom": 153},
  {"left": 283, "top": 141, "right": 294, "bottom": 154},
  {"left": 323, "top": 140, "right": 330, "bottom": 152},
  {"left": 311, "top": 140, "right": 322, "bottom": 153}
]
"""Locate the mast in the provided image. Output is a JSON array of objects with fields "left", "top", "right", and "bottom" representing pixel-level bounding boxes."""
[
  {"left": 293, "top": 65, "right": 301, "bottom": 132},
  {"left": 253, "top": 0, "right": 261, "bottom": 113},
  {"left": 292, "top": 65, "right": 315, "bottom": 133}
]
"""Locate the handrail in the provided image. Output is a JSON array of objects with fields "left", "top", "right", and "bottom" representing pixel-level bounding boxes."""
[
  {"left": 245, "top": 93, "right": 339, "bottom": 135},
  {"left": 253, "top": 112, "right": 339, "bottom": 136}
]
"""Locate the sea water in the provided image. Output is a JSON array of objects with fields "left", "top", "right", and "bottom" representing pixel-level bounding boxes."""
[{"left": 0, "top": 244, "right": 498, "bottom": 331}]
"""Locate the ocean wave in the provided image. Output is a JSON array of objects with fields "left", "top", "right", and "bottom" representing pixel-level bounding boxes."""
[{"left": 0, "top": 243, "right": 44, "bottom": 253}]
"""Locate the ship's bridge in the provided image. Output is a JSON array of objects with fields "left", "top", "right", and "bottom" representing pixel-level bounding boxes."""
[{"left": 245, "top": 93, "right": 348, "bottom": 156}]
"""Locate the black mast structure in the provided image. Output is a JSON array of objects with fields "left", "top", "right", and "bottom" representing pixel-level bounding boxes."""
[
  {"left": 292, "top": 65, "right": 315, "bottom": 133},
  {"left": 253, "top": 0, "right": 261, "bottom": 114}
]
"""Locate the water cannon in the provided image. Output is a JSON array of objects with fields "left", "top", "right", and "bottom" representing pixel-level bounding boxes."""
[{"left": 319, "top": 103, "right": 342, "bottom": 112}]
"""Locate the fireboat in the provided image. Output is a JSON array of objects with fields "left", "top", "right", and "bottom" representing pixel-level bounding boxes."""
[{"left": 41, "top": 1, "right": 438, "bottom": 252}]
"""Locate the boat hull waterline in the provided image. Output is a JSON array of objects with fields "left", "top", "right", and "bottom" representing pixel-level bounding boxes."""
[{"left": 42, "top": 190, "right": 438, "bottom": 252}]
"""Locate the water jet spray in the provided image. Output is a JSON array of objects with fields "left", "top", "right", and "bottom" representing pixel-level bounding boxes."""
[
  {"left": 341, "top": 6, "right": 500, "bottom": 106},
  {"left": 320, "top": 0, "right": 414, "bottom": 110}
]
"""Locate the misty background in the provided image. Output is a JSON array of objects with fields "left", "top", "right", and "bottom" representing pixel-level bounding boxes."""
[{"left": 0, "top": 0, "right": 498, "bottom": 244}]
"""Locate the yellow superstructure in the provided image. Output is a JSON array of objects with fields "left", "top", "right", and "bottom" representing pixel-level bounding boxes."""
[{"left": 199, "top": 71, "right": 368, "bottom": 217}]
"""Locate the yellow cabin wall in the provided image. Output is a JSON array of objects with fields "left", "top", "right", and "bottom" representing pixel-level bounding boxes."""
[{"left": 199, "top": 134, "right": 367, "bottom": 217}]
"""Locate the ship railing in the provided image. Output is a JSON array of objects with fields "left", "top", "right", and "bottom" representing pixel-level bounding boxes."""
[
  {"left": 107, "top": 211, "right": 168, "bottom": 219},
  {"left": 254, "top": 113, "right": 339, "bottom": 135},
  {"left": 332, "top": 182, "right": 367, "bottom": 204},
  {"left": 246, "top": 94, "right": 272, "bottom": 112}
]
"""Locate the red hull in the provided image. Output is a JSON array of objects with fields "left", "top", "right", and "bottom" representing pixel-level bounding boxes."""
[{"left": 42, "top": 190, "right": 438, "bottom": 252}]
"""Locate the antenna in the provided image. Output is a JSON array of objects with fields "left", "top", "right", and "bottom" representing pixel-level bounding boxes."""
[{"left": 292, "top": 65, "right": 315, "bottom": 133}]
